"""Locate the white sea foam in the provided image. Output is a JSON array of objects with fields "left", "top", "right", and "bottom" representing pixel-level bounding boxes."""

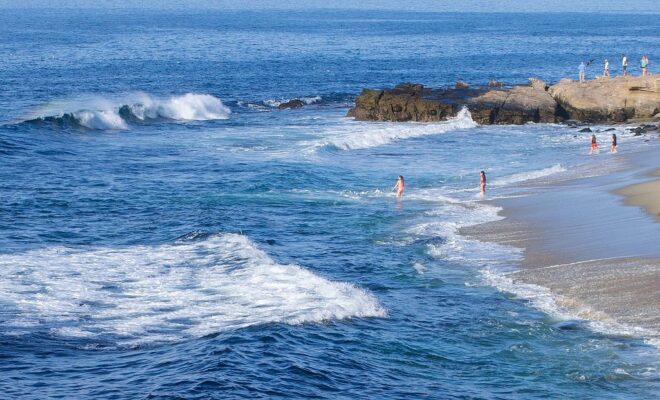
[
  {"left": 490, "top": 164, "right": 566, "bottom": 187},
  {"left": 73, "top": 109, "right": 128, "bottom": 130},
  {"left": 481, "top": 268, "right": 660, "bottom": 348},
  {"left": 0, "top": 234, "right": 384, "bottom": 346},
  {"left": 406, "top": 198, "right": 521, "bottom": 268},
  {"left": 312, "top": 107, "right": 477, "bottom": 151},
  {"left": 263, "top": 96, "right": 322, "bottom": 107},
  {"left": 127, "top": 93, "right": 231, "bottom": 121},
  {"left": 24, "top": 92, "right": 231, "bottom": 130}
]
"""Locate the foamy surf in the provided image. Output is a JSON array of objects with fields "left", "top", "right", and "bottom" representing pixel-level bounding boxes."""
[
  {"left": 263, "top": 96, "right": 322, "bottom": 108},
  {"left": 0, "top": 233, "right": 385, "bottom": 346},
  {"left": 481, "top": 268, "right": 660, "bottom": 348},
  {"left": 405, "top": 199, "right": 521, "bottom": 269},
  {"left": 21, "top": 92, "right": 231, "bottom": 130},
  {"left": 311, "top": 107, "right": 477, "bottom": 151},
  {"left": 490, "top": 164, "right": 567, "bottom": 187}
]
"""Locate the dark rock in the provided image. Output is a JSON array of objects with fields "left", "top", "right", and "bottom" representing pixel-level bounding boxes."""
[
  {"left": 278, "top": 99, "right": 305, "bottom": 109},
  {"left": 641, "top": 124, "right": 657, "bottom": 131},
  {"left": 601, "top": 127, "right": 616, "bottom": 132},
  {"left": 346, "top": 87, "right": 465, "bottom": 122},
  {"left": 468, "top": 86, "right": 561, "bottom": 124},
  {"left": 488, "top": 80, "right": 504, "bottom": 87},
  {"left": 630, "top": 127, "right": 646, "bottom": 135},
  {"left": 579, "top": 127, "right": 592, "bottom": 133}
]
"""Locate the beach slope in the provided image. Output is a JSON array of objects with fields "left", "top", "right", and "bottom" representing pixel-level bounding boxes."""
[{"left": 462, "top": 146, "right": 660, "bottom": 336}]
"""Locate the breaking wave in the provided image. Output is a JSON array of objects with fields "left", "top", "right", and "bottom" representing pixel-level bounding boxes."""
[
  {"left": 21, "top": 93, "right": 231, "bottom": 130},
  {"left": 313, "top": 107, "right": 477, "bottom": 151},
  {"left": 0, "top": 233, "right": 385, "bottom": 346}
]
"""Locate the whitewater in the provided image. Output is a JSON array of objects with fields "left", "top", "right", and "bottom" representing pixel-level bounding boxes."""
[{"left": 20, "top": 93, "right": 231, "bottom": 129}]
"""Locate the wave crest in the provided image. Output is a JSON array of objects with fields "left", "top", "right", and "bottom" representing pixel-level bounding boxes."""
[{"left": 22, "top": 93, "right": 231, "bottom": 130}]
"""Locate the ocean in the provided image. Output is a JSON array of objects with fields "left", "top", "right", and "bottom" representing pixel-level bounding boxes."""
[{"left": 0, "top": 5, "right": 659, "bottom": 399}]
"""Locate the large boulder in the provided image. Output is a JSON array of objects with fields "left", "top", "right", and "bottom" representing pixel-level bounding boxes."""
[
  {"left": 468, "top": 85, "right": 562, "bottom": 124},
  {"left": 346, "top": 86, "right": 462, "bottom": 122},
  {"left": 548, "top": 76, "right": 660, "bottom": 122}
]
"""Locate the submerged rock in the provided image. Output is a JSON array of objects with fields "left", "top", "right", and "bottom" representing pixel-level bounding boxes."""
[
  {"left": 347, "top": 76, "right": 660, "bottom": 125},
  {"left": 579, "top": 127, "right": 593, "bottom": 133},
  {"left": 278, "top": 99, "right": 305, "bottom": 109}
]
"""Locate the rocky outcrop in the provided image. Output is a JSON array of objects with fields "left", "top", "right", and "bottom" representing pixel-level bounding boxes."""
[
  {"left": 278, "top": 99, "right": 306, "bottom": 109},
  {"left": 348, "top": 76, "right": 660, "bottom": 125},
  {"left": 467, "top": 84, "right": 562, "bottom": 124},
  {"left": 549, "top": 76, "right": 659, "bottom": 123},
  {"left": 346, "top": 83, "right": 476, "bottom": 122}
]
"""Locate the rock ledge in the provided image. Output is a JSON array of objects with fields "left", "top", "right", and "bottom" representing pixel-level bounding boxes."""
[{"left": 347, "top": 76, "right": 659, "bottom": 125}]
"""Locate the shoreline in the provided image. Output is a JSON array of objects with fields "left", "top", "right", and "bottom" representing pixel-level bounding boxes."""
[
  {"left": 462, "top": 142, "right": 660, "bottom": 340},
  {"left": 617, "top": 168, "right": 660, "bottom": 221}
]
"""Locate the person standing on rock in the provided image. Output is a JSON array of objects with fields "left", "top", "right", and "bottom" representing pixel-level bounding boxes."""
[
  {"left": 610, "top": 133, "right": 618, "bottom": 153},
  {"left": 578, "top": 61, "right": 586, "bottom": 82},
  {"left": 603, "top": 59, "right": 610, "bottom": 77},
  {"left": 622, "top": 54, "right": 628, "bottom": 76},
  {"left": 641, "top": 55, "right": 649, "bottom": 76}
]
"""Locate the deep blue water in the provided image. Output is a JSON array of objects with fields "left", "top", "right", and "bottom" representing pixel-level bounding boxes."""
[{"left": 1, "top": 7, "right": 659, "bottom": 400}]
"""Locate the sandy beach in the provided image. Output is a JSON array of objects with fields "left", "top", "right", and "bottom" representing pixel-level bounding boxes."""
[
  {"left": 463, "top": 142, "right": 660, "bottom": 336},
  {"left": 617, "top": 168, "right": 660, "bottom": 221}
]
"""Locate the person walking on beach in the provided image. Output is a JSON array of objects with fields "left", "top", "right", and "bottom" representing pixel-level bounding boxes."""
[
  {"left": 578, "top": 61, "right": 586, "bottom": 82},
  {"left": 590, "top": 134, "right": 599, "bottom": 154},
  {"left": 610, "top": 133, "right": 618, "bottom": 153},
  {"left": 393, "top": 175, "right": 405, "bottom": 197},
  {"left": 480, "top": 171, "right": 487, "bottom": 194},
  {"left": 603, "top": 59, "right": 610, "bottom": 77},
  {"left": 622, "top": 54, "right": 628, "bottom": 76},
  {"left": 641, "top": 55, "right": 649, "bottom": 76}
]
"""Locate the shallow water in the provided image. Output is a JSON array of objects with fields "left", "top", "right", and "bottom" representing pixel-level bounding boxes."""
[{"left": 1, "top": 6, "right": 659, "bottom": 399}]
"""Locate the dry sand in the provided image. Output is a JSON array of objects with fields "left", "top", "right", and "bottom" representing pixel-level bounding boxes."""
[{"left": 617, "top": 168, "right": 660, "bottom": 221}]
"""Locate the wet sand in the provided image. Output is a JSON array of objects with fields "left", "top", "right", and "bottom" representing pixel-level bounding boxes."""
[{"left": 463, "top": 145, "right": 660, "bottom": 335}]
